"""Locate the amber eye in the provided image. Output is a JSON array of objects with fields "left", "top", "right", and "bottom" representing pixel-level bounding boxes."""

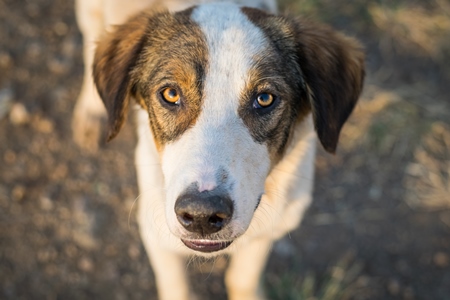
[
  {"left": 161, "top": 87, "right": 180, "bottom": 104},
  {"left": 255, "top": 93, "right": 275, "bottom": 108}
]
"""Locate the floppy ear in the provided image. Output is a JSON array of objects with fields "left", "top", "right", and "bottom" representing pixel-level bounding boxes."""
[
  {"left": 93, "top": 12, "right": 150, "bottom": 141},
  {"left": 292, "top": 20, "right": 365, "bottom": 153}
]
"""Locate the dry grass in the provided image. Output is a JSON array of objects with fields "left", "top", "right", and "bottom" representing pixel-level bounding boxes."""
[
  {"left": 369, "top": 0, "right": 450, "bottom": 60},
  {"left": 405, "top": 122, "right": 450, "bottom": 210},
  {"left": 339, "top": 86, "right": 401, "bottom": 152},
  {"left": 265, "top": 252, "right": 365, "bottom": 300},
  {"left": 280, "top": 0, "right": 450, "bottom": 65}
]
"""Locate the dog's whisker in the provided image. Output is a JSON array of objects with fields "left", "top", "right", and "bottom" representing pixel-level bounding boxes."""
[
  {"left": 271, "top": 166, "right": 329, "bottom": 191},
  {"left": 185, "top": 254, "right": 195, "bottom": 269},
  {"left": 128, "top": 193, "right": 142, "bottom": 229},
  {"left": 204, "top": 256, "right": 219, "bottom": 279},
  {"left": 271, "top": 166, "right": 315, "bottom": 182},
  {"left": 128, "top": 185, "right": 166, "bottom": 229}
]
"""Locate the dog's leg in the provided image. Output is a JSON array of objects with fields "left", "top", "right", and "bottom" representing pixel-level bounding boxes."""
[
  {"left": 102, "top": 0, "right": 155, "bottom": 26},
  {"left": 225, "top": 238, "right": 272, "bottom": 300},
  {"left": 144, "top": 241, "right": 190, "bottom": 300},
  {"left": 139, "top": 202, "right": 190, "bottom": 300},
  {"left": 73, "top": 0, "right": 107, "bottom": 152},
  {"left": 138, "top": 187, "right": 191, "bottom": 300},
  {"left": 135, "top": 109, "right": 190, "bottom": 300}
]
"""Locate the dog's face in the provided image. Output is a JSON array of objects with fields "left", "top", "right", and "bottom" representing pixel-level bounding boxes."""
[{"left": 93, "top": 3, "right": 364, "bottom": 253}]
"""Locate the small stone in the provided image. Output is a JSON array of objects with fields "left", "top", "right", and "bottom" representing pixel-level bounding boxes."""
[
  {"left": 26, "top": 3, "right": 40, "bottom": 17},
  {"left": 12, "top": 185, "right": 25, "bottom": 201},
  {"left": 403, "top": 286, "right": 415, "bottom": 300},
  {"left": 96, "top": 183, "right": 109, "bottom": 196},
  {"left": 395, "top": 259, "right": 410, "bottom": 274},
  {"left": 78, "top": 257, "right": 94, "bottom": 272},
  {"left": 9, "top": 103, "right": 30, "bottom": 125},
  {"left": 37, "top": 247, "right": 57, "bottom": 262},
  {"left": 0, "top": 52, "right": 12, "bottom": 68},
  {"left": 54, "top": 22, "right": 68, "bottom": 36},
  {"left": 44, "top": 264, "right": 58, "bottom": 276},
  {"left": 3, "top": 150, "right": 17, "bottom": 164},
  {"left": 26, "top": 43, "right": 42, "bottom": 59},
  {"left": 128, "top": 244, "right": 140, "bottom": 260},
  {"left": 36, "top": 118, "right": 54, "bottom": 133},
  {"left": 369, "top": 185, "right": 382, "bottom": 200},
  {"left": 356, "top": 275, "right": 370, "bottom": 287},
  {"left": 387, "top": 278, "right": 401, "bottom": 296},
  {"left": 121, "top": 274, "right": 133, "bottom": 287},
  {"left": 64, "top": 244, "right": 78, "bottom": 258},
  {"left": 105, "top": 244, "right": 118, "bottom": 257},
  {"left": 39, "top": 196, "right": 54, "bottom": 211},
  {"left": 62, "top": 37, "right": 77, "bottom": 59},
  {"left": 48, "top": 58, "right": 69, "bottom": 74},
  {"left": 433, "top": 252, "right": 449, "bottom": 268},
  {"left": 50, "top": 164, "right": 68, "bottom": 180},
  {"left": 15, "top": 68, "right": 30, "bottom": 81},
  {"left": 72, "top": 232, "right": 98, "bottom": 250}
]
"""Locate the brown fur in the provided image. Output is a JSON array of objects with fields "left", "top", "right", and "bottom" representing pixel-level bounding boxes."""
[
  {"left": 239, "top": 8, "right": 310, "bottom": 163},
  {"left": 93, "top": 8, "right": 208, "bottom": 149},
  {"left": 94, "top": 6, "right": 364, "bottom": 154},
  {"left": 238, "top": 53, "right": 308, "bottom": 163},
  {"left": 242, "top": 7, "right": 365, "bottom": 153},
  {"left": 292, "top": 20, "right": 365, "bottom": 153},
  {"left": 132, "top": 8, "right": 207, "bottom": 150},
  {"left": 93, "top": 11, "right": 152, "bottom": 141}
]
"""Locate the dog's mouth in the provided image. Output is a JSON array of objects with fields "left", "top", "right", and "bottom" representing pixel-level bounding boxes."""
[{"left": 181, "top": 239, "right": 233, "bottom": 253}]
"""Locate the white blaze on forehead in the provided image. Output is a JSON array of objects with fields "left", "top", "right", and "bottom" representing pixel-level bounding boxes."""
[
  {"left": 191, "top": 3, "right": 267, "bottom": 120},
  {"left": 161, "top": 3, "right": 272, "bottom": 238}
]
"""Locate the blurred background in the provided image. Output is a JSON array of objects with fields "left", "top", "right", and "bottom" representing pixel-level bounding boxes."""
[{"left": 0, "top": 0, "right": 449, "bottom": 299}]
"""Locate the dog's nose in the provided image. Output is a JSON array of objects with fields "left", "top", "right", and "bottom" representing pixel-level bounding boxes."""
[{"left": 175, "top": 191, "right": 233, "bottom": 235}]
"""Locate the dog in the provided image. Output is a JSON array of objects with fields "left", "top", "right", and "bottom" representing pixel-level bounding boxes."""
[{"left": 73, "top": 0, "right": 364, "bottom": 299}]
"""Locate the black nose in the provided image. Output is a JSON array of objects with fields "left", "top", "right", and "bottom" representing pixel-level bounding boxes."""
[{"left": 175, "top": 191, "right": 233, "bottom": 235}]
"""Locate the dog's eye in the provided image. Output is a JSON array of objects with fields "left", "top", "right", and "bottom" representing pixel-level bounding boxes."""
[
  {"left": 254, "top": 93, "right": 275, "bottom": 108},
  {"left": 161, "top": 87, "right": 180, "bottom": 104}
]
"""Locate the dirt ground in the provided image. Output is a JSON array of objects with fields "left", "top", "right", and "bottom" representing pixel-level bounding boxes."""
[{"left": 1, "top": 0, "right": 449, "bottom": 299}]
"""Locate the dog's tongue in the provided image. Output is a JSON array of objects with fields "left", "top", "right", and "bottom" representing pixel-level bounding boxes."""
[{"left": 181, "top": 239, "right": 232, "bottom": 253}]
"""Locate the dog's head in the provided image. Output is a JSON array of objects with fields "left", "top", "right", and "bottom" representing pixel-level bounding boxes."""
[{"left": 93, "top": 3, "right": 364, "bottom": 254}]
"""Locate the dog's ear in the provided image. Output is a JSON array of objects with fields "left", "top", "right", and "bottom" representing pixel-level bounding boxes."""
[
  {"left": 93, "top": 12, "right": 149, "bottom": 141},
  {"left": 292, "top": 20, "right": 365, "bottom": 153}
]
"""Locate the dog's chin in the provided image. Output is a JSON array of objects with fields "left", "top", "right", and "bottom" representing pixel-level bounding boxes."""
[{"left": 181, "top": 239, "right": 233, "bottom": 253}]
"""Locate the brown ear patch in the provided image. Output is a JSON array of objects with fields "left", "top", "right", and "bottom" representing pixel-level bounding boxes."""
[
  {"left": 93, "top": 8, "right": 207, "bottom": 147},
  {"left": 130, "top": 8, "right": 207, "bottom": 150},
  {"left": 242, "top": 7, "right": 365, "bottom": 153},
  {"left": 93, "top": 11, "right": 151, "bottom": 141},
  {"left": 292, "top": 21, "right": 365, "bottom": 153},
  {"left": 239, "top": 7, "right": 311, "bottom": 162}
]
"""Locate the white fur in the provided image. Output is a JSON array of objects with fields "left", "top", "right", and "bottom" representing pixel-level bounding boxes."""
[
  {"left": 162, "top": 3, "right": 271, "bottom": 242},
  {"left": 76, "top": 1, "right": 320, "bottom": 300}
]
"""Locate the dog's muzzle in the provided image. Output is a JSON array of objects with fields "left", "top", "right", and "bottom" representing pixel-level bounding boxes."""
[{"left": 175, "top": 189, "right": 234, "bottom": 252}]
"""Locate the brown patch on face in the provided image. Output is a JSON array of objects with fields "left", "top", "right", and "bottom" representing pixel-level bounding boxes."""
[
  {"left": 241, "top": 7, "right": 365, "bottom": 154},
  {"left": 238, "top": 55, "right": 308, "bottom": 163},
  {"left": 239, "top": 8, "right": 310, "bottom": 162},
  {"left": 93, "top": 8, "right": 207, "bottom": 148},
  {"left": 131, "top": 9, "right": 207, "bottom": 150}
]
